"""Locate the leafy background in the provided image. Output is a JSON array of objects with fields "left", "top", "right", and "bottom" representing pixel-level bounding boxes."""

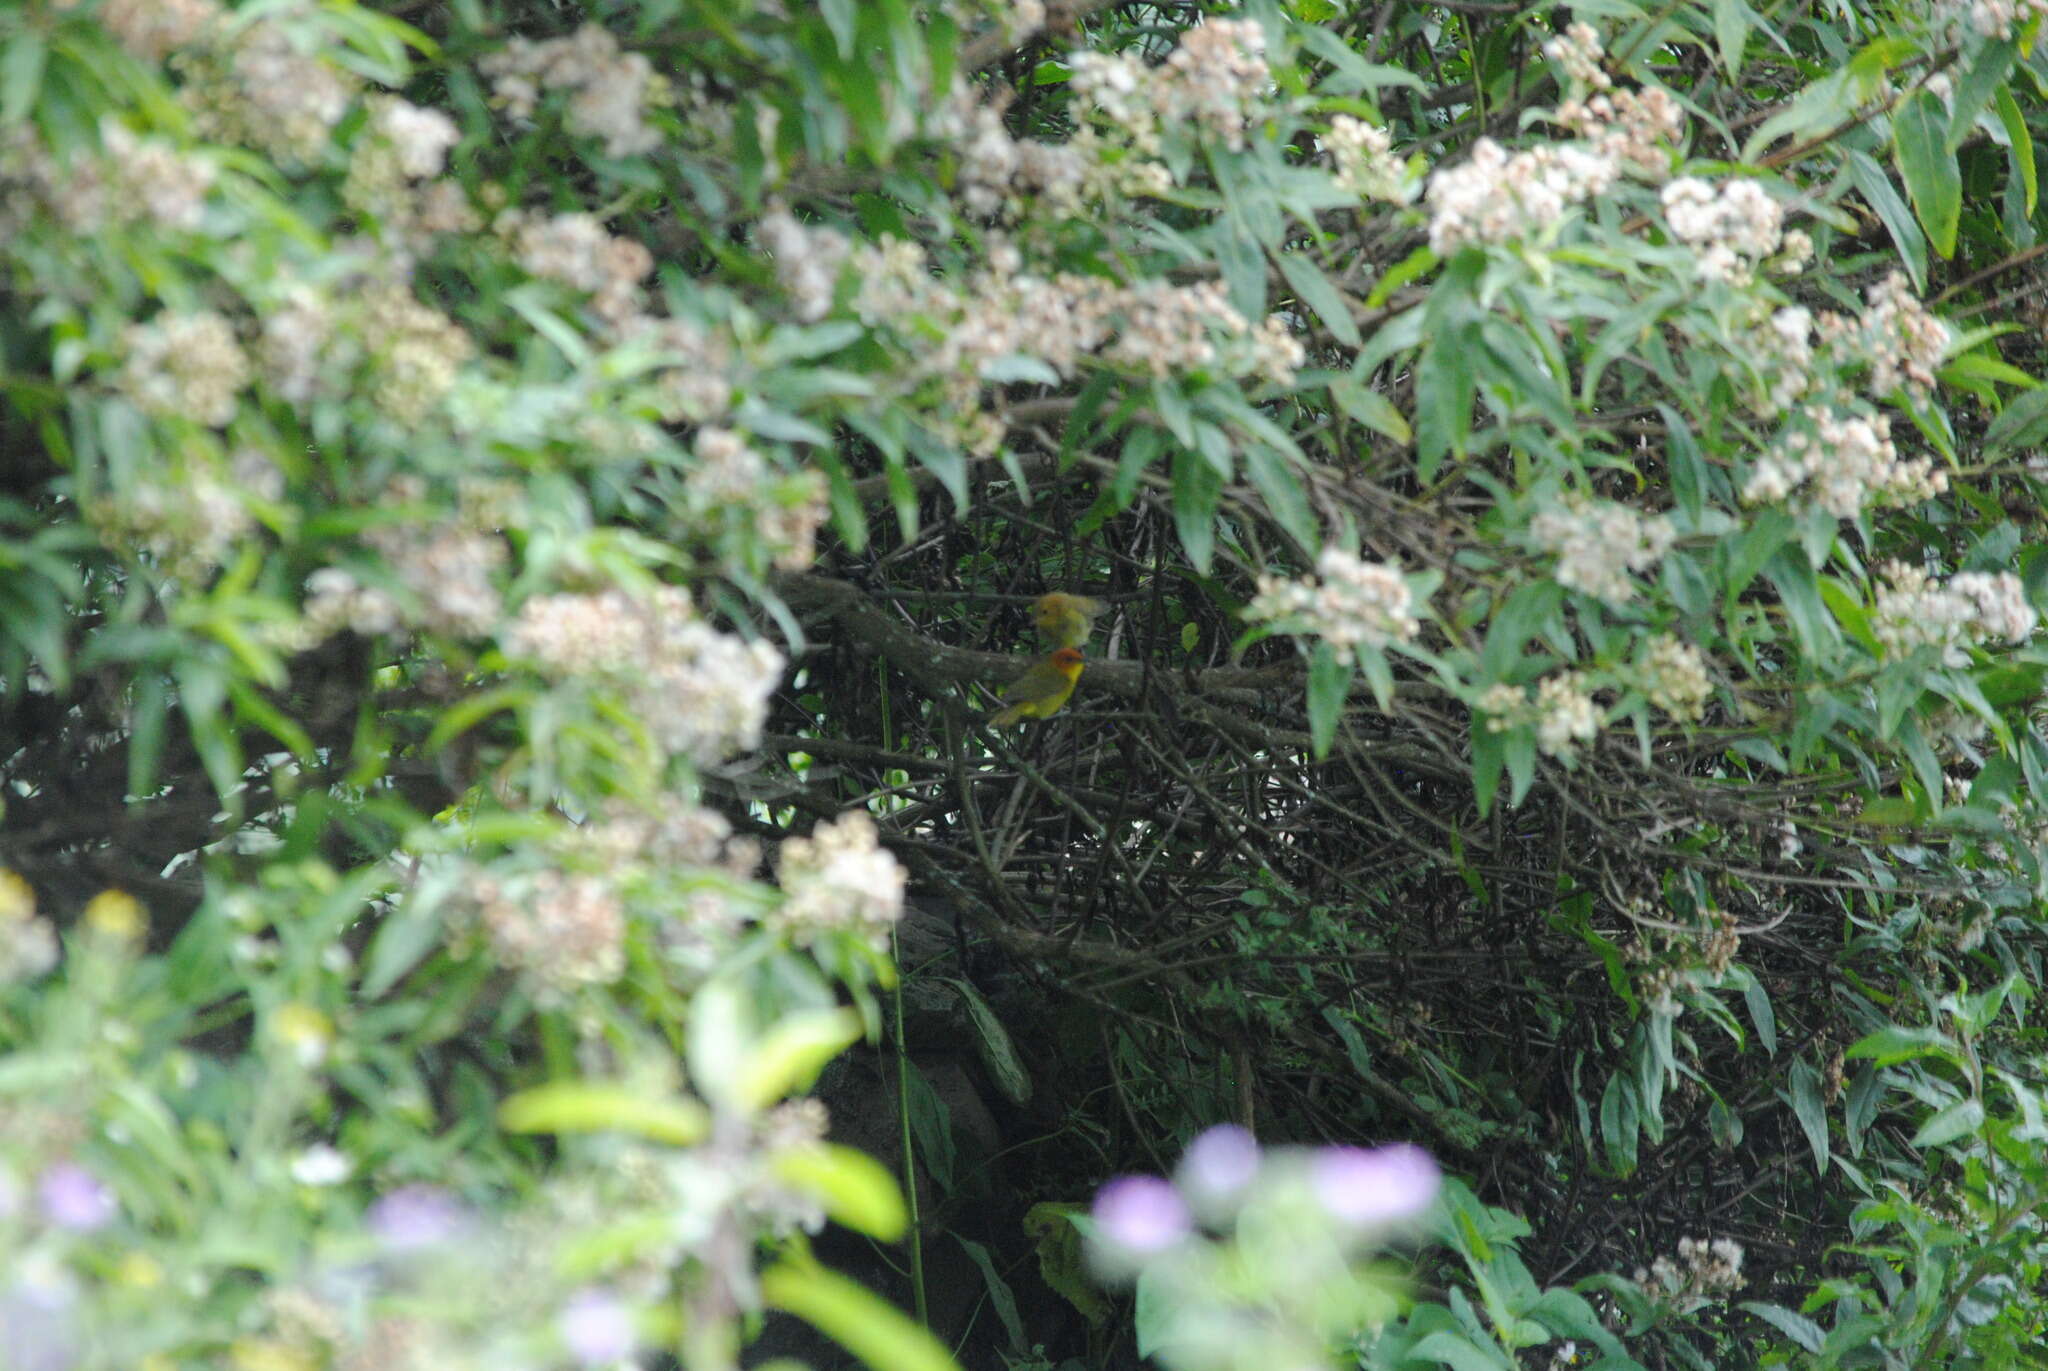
[{"left": 4, "top": 0, "right": 2048, "bottom": 1367}]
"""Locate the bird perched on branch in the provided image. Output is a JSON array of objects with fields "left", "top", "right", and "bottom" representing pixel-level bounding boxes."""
[
  {"left": 1031, "top": 593, "right": 1107, "bottom": 650},
  {"left": 988, "top": 647, "right": 1085, "bottom": 726}
]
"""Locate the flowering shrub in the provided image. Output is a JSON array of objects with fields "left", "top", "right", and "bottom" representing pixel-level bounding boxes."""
[{"left": 6, "top": 0, "right": 2048, "bottom": 1367}]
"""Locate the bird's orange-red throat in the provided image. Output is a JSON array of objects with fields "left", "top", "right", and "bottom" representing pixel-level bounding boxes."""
[{"left": 988, "top": 647, "right": 1086, "bottom": 726}]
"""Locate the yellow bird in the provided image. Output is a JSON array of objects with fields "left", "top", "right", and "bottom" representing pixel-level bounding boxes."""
[
  {"left": 1031, "top": 593, "right": 1108, "bottom": 650},
  {"left": 988, "top": 648, "right": 1086, "bottom": 726}
]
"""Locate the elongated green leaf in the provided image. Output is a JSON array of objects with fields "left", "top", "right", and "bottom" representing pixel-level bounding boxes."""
[
  {"left": 762, "top": 1262, "right": 964, "bottom": 1371},
  {"left": 1893, "top": 91, "right": 1960, "bottom": 258},
  {"left": 1307, "top": 641, "right": 1350, "bottom": 759},
  {"left": 1846, "top": 149, "right": 1927, "bottom": 294},
  {"left": 1787, "top": 1057, "right": 1829, "bottom": 1175},
  {"left": 1844, "top": 1024, "right": 1960, "bottom": 1067},
  {"left": 1741, "top": 1301, "right": 1825, "bottom": 1354},
  {"left": 499, "top": 1082, "right": 709, "bottom": 1144},
  {"left": 1995, "top": 85, "right": 2036, "bottom": 214},
  {"left": 1912, "top": 1096, "right": 1984, "bottom": 1148},
  {"left": 770, "top": 1143, "right": 907, "bottom": 1239},
  {"left": 1171, "top": 445, "right": 1223, "bottom": 573},
  {"left": 1277, "top": 251, "right": 1360, "bottom": 346}
]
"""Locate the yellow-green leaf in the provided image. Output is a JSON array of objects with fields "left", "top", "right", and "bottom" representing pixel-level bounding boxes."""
[
  {"left": 733, "top": 1007, "right": 863, "bottom": 1111},
  {"left": 770, "top": 1143, "right": 908, "bottom": 1240},
  {"left": 761, "top": 1262, "right": 963, "bottom": 1371},
  {"left": 498, "top": 1082, "right": 707, "bottom": 1144}
]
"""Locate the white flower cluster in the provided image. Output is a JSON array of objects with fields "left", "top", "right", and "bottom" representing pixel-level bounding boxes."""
[
  {"left": 1637, "top": 634, "right": 1713, "bottom": 721},
  {"left": 1854, "top": 271, "right": 1951, "bottom": 395},
  {"left": 1247, "top": 548, "right": 1423, "bottom": 664},
  {"left": 343, "top": 98, "right": 474, "bottom": 261},
  {"left": 7, "top": 119, "right": 224, "bottom": 235},
  {"left": 1069, "top": 18, "right": 1270, "bottom": 154},
  {"left": 772, "top": 812, "right": 907, "bottom": 949},
  {"left": 297, "top": 479, "right": 511, "bottom": 641},
  {"left": 1873, "top": 563, "right": 2037, "bottom": 666},
  {"left": 852, "top": 236, "right": 1304, "bottom": 451},
  {"left": 361, "top": 522, "right": 509, "bottom": 639},
  {"left": 758, "top": 208, "right": 850, "bottom": 323},
  {"left": 1955, "top": 0, "right": 2048, "bottom": 38},
  {"left": 93, "top": 451, "right": 271, "bottom": 583},
  {"left": 1324, "top": 115, "right": 1408, "bottom": 202},
  {"left": 375, "top": 98, "right": 462, "bottom": 179},
  {"left": 1543, "top": 24, "right": 1685, "bottom": 173},
  {"left": 479, "top": 24, "right": 663, "bottom": 159},
  {"left": 1556, "top": 84, "right": 1685, "bottom": 175},
  {"left": 99, "top": 0, "right": 220, "bottom": 61},
  {"left": 1659, "top": 177, "right": 1784, "bottom": 283},
  {"left": 1740, "top": 306, "right": 1817, "bottom": 415},
  {"left": 1742, "top": 405, "right": 1946, "bottom": 518},
  {"left": 118, "top": 310, "right": 250, "bottom": 428},
  {"left": 620, "top": 314, "right": 734, "bottom": 422},
  {"left": 691, "top": 428, "right": 828, "bottom": 572},
  {"left": 1479, "top": 672, "right": 1602, "bottom": 761},
  {"left": 1542, "top": 23, "right": 1610, "bottom": 90},
  {"left": 467, "top": 868, "right": 625, "bottom": 998},
  {"left": 360, "top": 282, "right": 476, "bottom": 425},
  {"left": 1640, "top": 1236, "right": 1746, "bottom": 1311},
  {"left": 1427, "top": 137, "right": 1616, "bottom": 254},
  {"left": 258, "top": 273, "right": 473, "bottom": 419},
  {"left": 178, "top": 20, "right": 358, "bottom": 163},
  {"left": 1527, "top": 495, "right": 1675, "bottom": 604},
  {"left": 504, "top": 584, "right": 785, "bottom": 765},
  {"left": 945, "top": 92, "right": 1100, "bottom": 220},
  {"left": 507, "top": 210, "right": 655, "bottom": 325},
  {"left": 575, "top": 800, "right": 761, "bottom": 882}
]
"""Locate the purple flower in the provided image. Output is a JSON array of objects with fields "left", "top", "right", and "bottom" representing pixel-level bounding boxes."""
[
  {"left": 1091, "top": 1175, "right": 1192, "bottom": 1256},
  {"left": 1310, "top": 1143, "right": 1440, "bottom": 1228},
  {"left": 1177, "top": 1125, "right": 1261, "bottom": 1211},
  {"left": 559, "top": 1288, "right": 637, "bottom": 1366},
  {"left": 37, "top": 1164, "right": 115, "bottom": 1233},
  {"left": 366, "top": 1184, "right": 469, "bottom": 1252}
]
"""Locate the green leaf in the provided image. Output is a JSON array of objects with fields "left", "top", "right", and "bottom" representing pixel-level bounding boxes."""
[
  {"left": 1600, "top": 1070, "right": 1639, "bottom": 1176},
  {"left": 1365, "top": 245, "right": 1439, "bottom": 308},
  {"left": 1982, "top": 385, "right": 2048, "bottom": 454},
  {"left": 1741, "top": 1301, "right": 1825, "bottom": 1354},
  {"left": 1994, "top": 85, "right": 2036, "bottom": 214},
  {"left": 1893, "top": 90, "right": 1960, "bottom": 258},
  {"left": 1415, "top": 321, "right": 1476, "bottom": 481},
  {"left": 1947, "top": 38, "right": 2017, "bottom": 153},
  {"left": 1712, "top": 0, "right": 1752, "bottom": 72},
  {"left": 1846, "top": 149, "right": 1928, "bottom": 295},
  {"left": 736, "top": 1006, "right": 864, "bottom": 1110},
  {"left": 1171, "top": 446, "right": 1224, "bottom": 573},
  {"left": 952, "top": 1237, "right": 1028, "bottom": 1353},
  {"left": 1743, "top": 975, "right": 1777, "bottom": 1056},
  {"left": 944, "top": 978, "right": 1031, "bottom": 1105},
  {"left": 1276, "top": 251, "right": 1361, "bottom": 346},
  {"left": 1787, "top": 1057, "right": 1830, "bottom": 1175},
  {"left": 499, "top": 1082, "right": 709, "bottom": 1144},
  {"left": 770, "top": 1144, "right": 908, "bottom": 1240},
  {"left": 1, "top": 31, "right": 46, "bottom": 126},
  {"left": 1407, "top": 1331, "right": 1518, "bottom": 1371},
  {"left": 1843, "top": 1024, "right": 1959, "bottom": 1067},
  {"left": 762, "top": 1262, "right": 964, "bottom": 1371},
  {"left": 1331, "top": 377, "right": 1412, "bottom": 444},
  {"left": 1307, "top": 641, "right": 1351, "bottom": 759},
  {"left": 1911, "top": 1096, "right": 1984, "bottom": 1148}
]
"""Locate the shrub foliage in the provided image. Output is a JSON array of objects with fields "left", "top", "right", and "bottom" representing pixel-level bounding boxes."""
[{"left": 4, "top": 0, "right": 2048, "bottom": 1366}]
